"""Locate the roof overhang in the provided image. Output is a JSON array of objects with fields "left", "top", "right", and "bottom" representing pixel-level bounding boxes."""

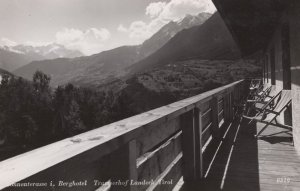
[{"left": 212, "top": 0, "right": 289, "bottom": 56}]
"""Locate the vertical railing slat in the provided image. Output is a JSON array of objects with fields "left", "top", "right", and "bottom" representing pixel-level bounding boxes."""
[
  {"left": 229, "top": 91, "right": 234, "bottom": 120},
  {"left": 181, "top": 110, "right": 196, "bottom": 183},
  {"left": 194, "top": 108, "right": 203, "bottom": 179},
  {"left": 211, "top": 96, "right": 220, "bottom": 138}
]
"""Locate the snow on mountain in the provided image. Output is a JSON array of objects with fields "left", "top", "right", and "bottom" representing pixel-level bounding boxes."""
[
  {"left": 14, "top": 12, "right": 213, "bottom": 86},
  {"left": 11, "top": 43, "right": 83, "bottom": 59},
  {"left": 139, "top": 12, "right": 212, "bottom": 58}
]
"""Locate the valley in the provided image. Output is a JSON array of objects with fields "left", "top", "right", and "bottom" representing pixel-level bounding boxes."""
[
  {"left": 12, "top": 13, "right": 213, "bottom": 87},
  {"left": 0, "top": 10, "right": 262, "bottom": 160}
]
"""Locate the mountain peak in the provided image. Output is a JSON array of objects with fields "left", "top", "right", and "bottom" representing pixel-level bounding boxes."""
[
  {"left": 139, "top": 12, "right": 212, "bottom": 59},
  {"left": 10, "top": 43, "right": 83, "bottom": 59},
  {"left": 177, "top": 12, "right": 212, "bottom": 26},
  {"left": 130, "top": 12, "right": 241, "bottom": 74}
]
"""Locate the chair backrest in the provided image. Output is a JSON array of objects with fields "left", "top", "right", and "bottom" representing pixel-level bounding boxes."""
[
  {"left": 249, "top": 79, "right": 262, "bottom": 90},
  {"left": 260, "top": 84, "right": 272, "bottom": 95},
  {"left": 260, "top": 89, "right": 282, "bottom": 111},
  {"left": 269, "top": 85, "right": 279, "bottom": 96},
  {"left": 273, "top": 90, "right": 291, "bottom": 112}
]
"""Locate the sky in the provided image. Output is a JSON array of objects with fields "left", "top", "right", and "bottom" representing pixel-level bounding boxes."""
[{"left": 0, "top": 0, "right": 216, "bottom": 55}]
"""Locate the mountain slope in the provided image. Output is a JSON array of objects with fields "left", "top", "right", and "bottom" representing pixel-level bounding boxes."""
[
  {"left": 0, "top": 47, "right": 45, "bottom": 71},
  {"left": 139, "top": 12, "right": 212, "bottom": 58},
  {"left": 14, "top": 13, "right": 212, "bottom": 86},
  {"left": 14, "top": 46, "right": 141, "bottom": 86},
  {"left": 0, "top": 68, "right": 13, "bottom": 76},
  {"left": 129, "top": 13, "right": 241, "bottom": 74},
  {"left": 0, "top": 43, "right": 83, "bottom": 72}
]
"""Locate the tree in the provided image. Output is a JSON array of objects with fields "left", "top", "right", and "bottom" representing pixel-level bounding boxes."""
[
  {"left": 64, "top": 99, "right": 85, "bottom": 136},
  {"left": 31, "top": 71, "right": 53, "bottom": 143},
  {"left": 52, "top": 84, "right": 86, "bottom": 137},
  {"left": 33, "top": 70, "right": 51, "bottom": 93}
]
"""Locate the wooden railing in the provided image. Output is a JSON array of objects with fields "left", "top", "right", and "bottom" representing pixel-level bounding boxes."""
[{"left": 0, "top": 80, "right": 246, "bottom": 191}]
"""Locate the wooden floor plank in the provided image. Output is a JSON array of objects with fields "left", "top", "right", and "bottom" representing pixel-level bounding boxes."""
[{"left": 173, "top": 115, "right": 300, "bottom": 191}]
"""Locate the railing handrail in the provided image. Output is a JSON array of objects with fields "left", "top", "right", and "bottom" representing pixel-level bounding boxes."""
[{"left": 0, "top": 80, "right": 244, "bottom": 190}]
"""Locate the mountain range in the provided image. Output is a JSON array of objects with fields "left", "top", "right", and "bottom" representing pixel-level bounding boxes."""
[
  {"left": 0, "top": 43, "right": 83, "bottom": 72},
  {"left": 14, "top": 12, "right": 213, "bottom": 86},
  {"left": 139, "top": 12, "right": 212, "bottom": 58},
  {"left": 11, "top": 43, "right": 83, "bottom": 59},
  {"left": 130, "top": 13, "right": 241, "bottom": 74}
]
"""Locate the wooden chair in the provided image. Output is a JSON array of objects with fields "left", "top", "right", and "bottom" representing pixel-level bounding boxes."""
[
  {"left": 246, "top": 84, "right": 272, "bottom": 104},
  {"left": 244, "top": 84, "right": 272, "bottom": 116},
  {"left": 243, "top": 90, "right": 292, "bottom": 137},
  {"left": 253, "top": 86, "right": 279, "bottom": 112},
  {"left": 249, "top": 79, "right": 262, "bottom": 91}
]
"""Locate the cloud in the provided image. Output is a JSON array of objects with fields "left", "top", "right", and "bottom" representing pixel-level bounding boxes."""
[
  {"left": 157, "top": 0, "right": 215, "bottom": 21},
  {"left": 119, "top": 0, "right": 216, "bottom": 44},
  {"left": 146, "top": 2, "right": 166, "bottom": 18},
  {"left": 55, "top": 28, "right": 111, "bottom": 55},
  {"left": 118, "top": 21, "right": 153, "bottom": 43},
  {"left": 117, "top": 24, "right": 128, "bottom": 32},
  {"left": 128, "top": 21, "right": 152, "bottom": 41},
  {"left": 0, "top": 38, "right": 17, "bottom": 47},
  {"left": 0, "top": 28, "right": 111, "bottom": 55}
]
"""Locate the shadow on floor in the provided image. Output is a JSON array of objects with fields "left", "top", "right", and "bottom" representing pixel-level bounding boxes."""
[
  {"left": 177, "top": 116, "right": 261, "bottom": 191},
  {"left": 259, "top": 136, "right": 293, "bottom": 144}
]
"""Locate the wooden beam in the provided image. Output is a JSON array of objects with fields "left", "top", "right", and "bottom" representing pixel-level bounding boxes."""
[
  {"left": 137, "top": 132, "right": 182, "bottom": 191},
  {"left": 225, "top": 93, "right": 231, "bottom": 122},
  {"left": 0, "top": 80, "right": 244, "bottom": 190},
  {"left": 229, "top": 92, "right": 234, "bottom": 120},
  {"left": 224, "top": 92, "right": 234, "bottom": 123},
  {"left": 201, "top": 123, "right": 212, "bottom": 146},
  {"left": 180, "top": 110, "right": 196, "bottom": 183},
  {"left": 211, "top": 97, "right": 220, "bottom": 139},
  {"left": 194, "top": 108, "right": 203, "bottom": 179},
  {"left": 135, "top": 118, "right": 180, "bottom": 157},
  {"left": 146, "top": 153, "right": 182, "bottom": 191},
  {"left": 110, "top": 140, "right": 137, "bottom": 191}
]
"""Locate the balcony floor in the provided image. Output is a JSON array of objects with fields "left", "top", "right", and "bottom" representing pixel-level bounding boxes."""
[{"left": 174, "top": 115, "right": 300, "bottom": 191}]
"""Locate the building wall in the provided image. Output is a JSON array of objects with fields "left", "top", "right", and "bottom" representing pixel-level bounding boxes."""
[
  {"left": 289, "top": 0, "right": 300, "bottom": 155},
  {"left": 264, "top": 54, "right": 271, "bottom": 85},
  {"left": 265, "top": 21, "right": 285, "bottom": 90},
  {"left": 265, "top": 21, "right": 286, "bottom": 124},
  {"left": 274, "top": 30, "right": 284, "bottom": 90}
]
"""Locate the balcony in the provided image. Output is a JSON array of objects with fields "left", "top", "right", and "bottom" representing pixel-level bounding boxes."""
[{"left": 0, "top": 80, "right": 299, "bottom": 191}]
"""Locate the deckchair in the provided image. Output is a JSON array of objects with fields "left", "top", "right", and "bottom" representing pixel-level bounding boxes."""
[
  {"left": 243, "top": 90, "right": 292, "bottom": 137},
  {"left": 253, "top": 86, "right": 279, "bottom": 112},
  {"left": 247, "top": 79, "right": 262, "bottom": 100},
  {"left": 249, "top": 79, "right": 262, "bottom": 91},
  {"left": 244, "top": 84, "right": 273, "bottom": 116},
  {"left": 247, "top": 84, "right": 272, "bottom": 104},
  {"left": 244, "top": 89, "right": 282, "bottom": 119}
]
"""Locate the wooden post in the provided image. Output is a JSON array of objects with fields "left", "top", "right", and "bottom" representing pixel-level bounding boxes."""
[
  {"left": 180, "top": 110, "right": 197, "bottom": 183},
  {"left": 234, "top": 86, "right": 240, "bottom": 108},
  {"left": 194, "top": 108, "right": 203, "bottom": 179},
  {"left": 110, "top": 140, "right": 137, "bottom": 191},
  {"left": 224, "top": 94, "right": 229, "bottom": 123},
  {"left": 228, "top": 92, "right": 234, "bottom": 121},
  {"left": 237, "top": 84, "right": 240, "bottom": 101},
  {"left": 211, "top": 96, "right": 220, "bottom": 138}
]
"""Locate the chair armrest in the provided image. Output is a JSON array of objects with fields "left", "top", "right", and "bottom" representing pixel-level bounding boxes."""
[
  {"left": 264, "top": 108, "right": 279, "bottom": 115},
  {"left": 247, "top": 99, "right": 258, "bottom": 103}
]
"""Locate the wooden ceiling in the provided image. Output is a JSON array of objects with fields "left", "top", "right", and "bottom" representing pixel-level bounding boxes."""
[{"left": 212, "top": 0, "right": 289, "bottom": 56}]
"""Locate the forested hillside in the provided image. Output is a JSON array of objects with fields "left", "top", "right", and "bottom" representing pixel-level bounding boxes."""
[{"left": 0, "top": 72, "right": 137, "bottom": 160}]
